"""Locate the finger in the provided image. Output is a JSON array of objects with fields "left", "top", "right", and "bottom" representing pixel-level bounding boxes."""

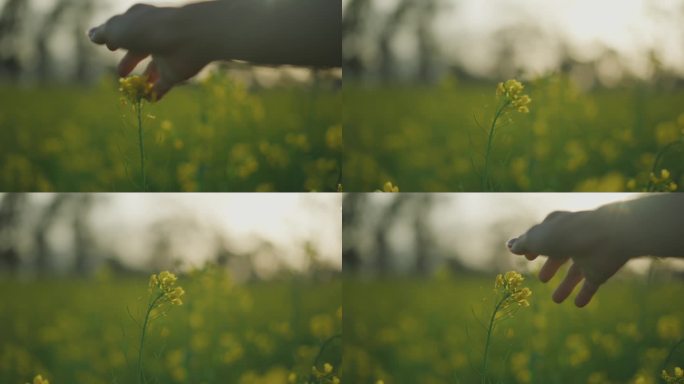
[
  {"left": 143, "top": 61, "right": 160, "bottom": 84},
  {"left": 88, "top": 25, "right": 106, "bottom": 44},
  {"left": 118, "top": 51, "right": 148, "bottom": 77},
  {"left": 509, "top": 235, "right": 531, "bottom": 255},
  {"left": 552, "top": 263, "right": 583, "bottom": 303},
  {"left": 507, "top": 238, "right": 538, "bottom": 260},
  {"left": 539, "top": 257, "right": 567, "bottom": 283},
  {"left": 575, "top": 280, "right": 599, "bottom": 308},
  {"left": 150, "top": 78, "right": 173, "bottom": 102},
  {"left": 89, "top": 24, "right": 119, "bottom": 51}
]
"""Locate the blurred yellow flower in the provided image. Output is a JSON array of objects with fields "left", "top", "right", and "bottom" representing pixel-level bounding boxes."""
[
  {"left": 658, "top": 316, "right": 681, "bottom": 340},
  {"left": 28, "top": 375, "right": 49, "bottom": 384},
  {"left": 662, "top": 367, "right": 684, "bottom": 383},
  {"left": 380, "top": 181, "right": 399, "bottom": 192}
]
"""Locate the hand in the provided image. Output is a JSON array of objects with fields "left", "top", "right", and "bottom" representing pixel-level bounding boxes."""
[
  {"left": 507, "top": 208, "right": 634, "bottom": 308},
  {"left": 89, "top": 4, "right": 211, "bottom": 100}
]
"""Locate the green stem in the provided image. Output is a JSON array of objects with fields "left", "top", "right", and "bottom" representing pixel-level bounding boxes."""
[
  {"left": 482, "top": 100, "right": 510, "bottom": 191},
  {"left": 136, "top": 99, "right": 147, "bottom": 192},
  {"left": 647, "top": 140, "right": 683, "bottom": 191},
  {"left": 138, "top": 292, "right": 163, "bottom": 384},
  {"left": 482, "top": 293, "right": 509, "bottom": 384},
  {"left": 662, "top": 338, "right": 684, "bottom": 372}
]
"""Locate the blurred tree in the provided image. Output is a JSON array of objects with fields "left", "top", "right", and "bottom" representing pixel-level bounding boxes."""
[
  {"left": 410, "top": 194, "right": 436, "bottom": 275},
  {"left": 372, "top": 194, "right": 444, "bottom": 275},
  {"left": 37, "top": 0, "right": 96, "bottom": 82},
  {"left": 32, "top": 194, "right": 103, "bottom": 275},
  {"left": 0, "top": 0, "right": 28, "bottom": 80},
  {"left": 377, "top": 0, "right": 411, "bottom": 81},
  {"left": 71, "top": 194, "right": 100, "bottom": 275},
  {"left": 213, "top": 232, "right": 238, "bottom": 268},
  {"left": 0, "top": 0, "right": 97, "bottom": 82},
  {"left": 373, "top": 195, "right": 408, "bottom": 274},
  {"left": 72, "top": 0, "right": 97, "bottom": 82},
  {"left": 414, "top": 0, "right": 440, "bottom": 83},
  {"left": 343, "top": 0, "right": 442, "bottom": 82},
  {"left": 34, "top": 195, "right": 68, "bottom": 273},
  {"left": 342, "top": 193, "right": 366, "bottom": 273},
  {"left": 341, "top": 0, "right": 372, "bottom": 77},
  {"left": 36, "top": 0, "right": 71, "bottom": 81},
  {"left": 0, "top": 193, "right": 27, "bottom": 274}
]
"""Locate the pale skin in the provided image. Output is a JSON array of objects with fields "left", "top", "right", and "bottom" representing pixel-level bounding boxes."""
[
  {"left": 508, "top": 194, "right": 684, "bottom": 308},
  {"left": 89, "top": 0, "right": 341, "bottom": 100}
]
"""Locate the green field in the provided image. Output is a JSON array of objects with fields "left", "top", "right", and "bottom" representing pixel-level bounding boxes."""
[
  {"left": 0, "top": 268, "right": 341, "bottom": 384},
  {"left": 0, "top": 74, "right": 341, "bottom": 192},
  {"left": 343, "top": 271, "right": 684, "bottom": 384},
  {"left": 344, "top": 76, "right": 684, "bottom": 192}
]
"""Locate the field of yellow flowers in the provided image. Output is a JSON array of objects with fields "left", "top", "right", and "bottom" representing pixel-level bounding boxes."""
[
  {"left": 0, "top": 73, "right": 341, "bottom": 192},
  {"left": 344, "top": 75, "right": 684, "bottom": 192},
  {"left": 0, "top": 267, "right": 341, "bottom": 384},
  {"left": 343, "top": 271, "right": 684, "bottom": 384}
]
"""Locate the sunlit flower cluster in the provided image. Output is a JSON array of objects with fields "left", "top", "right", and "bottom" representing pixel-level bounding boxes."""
[
  {"left": 149, "top": 271, "right": 185, "bottom": 306},
  {"left": 495, "top": 271, "right": 532, "bottom": 311},
  {"left": 649, "top": 168, "right": 678, "bottom": 192},
  {"left": 496, "top": 79, "right": 531, "bottom": 113},
  {"left": 662, "top": 367, "right": 684, "bottom": 383},
  {"left": 310, "top": 362, "right": 340, "bottom": 384},
  {"left": 378, "top": 181, "right": 399, "bottom": 192},
  {"left": 26, "top": 374, "right": 49, "bottom": 384},
  {"left": 119, "top": 75, "right": 154, "bottom": 104}
]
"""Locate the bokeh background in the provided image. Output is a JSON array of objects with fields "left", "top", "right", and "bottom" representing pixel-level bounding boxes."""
[
  {"left": 343, "top": 0, "right": 684, "bottom": 191},
  {"left": 0, "top": 0, "right": 342, "bottom": 192},
  {"left": 0, "top": 193, "right": 342, "bottom": 383},
  {"left": 343, "top": 193, "right": 684, "bottom": 383}
]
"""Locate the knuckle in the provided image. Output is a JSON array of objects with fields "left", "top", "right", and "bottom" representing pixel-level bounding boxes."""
[
  {"left": 544, "top": 210, "right": 570, "bottom": 222},
  {"left": 127, "top": 3, "right": 153, "bottom": 13}
]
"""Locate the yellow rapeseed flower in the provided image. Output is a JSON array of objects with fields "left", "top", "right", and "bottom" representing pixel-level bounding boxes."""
[
  {"left": 149, "top": 271, "right": 185, "bottom": 306},
  {"left": 662, "top": 367, "right": 684, "bottom": 383},
  {"left": 650, "top": 168, "right": 678, "bottom": 192},
  {"left": 287, "top": 372, "right": 297, "bottom": 383},
  {"left": 496, "top": 79, "right": 531, "bottom": 114},
  {"left": 119, "top": 75, "right": 154, "bottom": 103},
  {"left": 494, "top": 271, "right": 532, "bottom": 312},
  {"left": 28, "top": 375, "right": 49, "bottom": 384},
  {"left": 381, "top": 181, "right": 399, "bottom": 192}
]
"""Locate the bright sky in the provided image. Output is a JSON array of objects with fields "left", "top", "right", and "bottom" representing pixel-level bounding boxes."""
[
  {"left": 346, "top": 0, "right": 684, "bottom": 80},
  {"left": 437, "top": 0, "right": 684, "bottom": 79},
  {"left": 32, "top": 193, "right": 342, "bottom": 272}
]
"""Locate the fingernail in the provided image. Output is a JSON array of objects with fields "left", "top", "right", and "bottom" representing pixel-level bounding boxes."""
[{"left": 506, "top": 238, "right": 517, "bottom": 249}]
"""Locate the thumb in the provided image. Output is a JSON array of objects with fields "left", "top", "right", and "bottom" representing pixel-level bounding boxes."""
[{"left": 145, "top": 56, "right": 182, "bottom": 101}]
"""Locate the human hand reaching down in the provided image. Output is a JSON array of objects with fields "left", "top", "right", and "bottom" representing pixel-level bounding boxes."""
[
  {"left": 89, "top": 3, "right": 212, "bottom": 100},
  {"left": 89, "top": 0, "right": 341, "bottom": 100},
  {"left": 507, "top": 194, "right": 684, "bottom": 308}
]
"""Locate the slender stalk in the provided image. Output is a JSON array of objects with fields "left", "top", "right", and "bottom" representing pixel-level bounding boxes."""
[
  {"left": 647, "top": 140, "right": 682, "bottom": 191},
  {"left": 138, "top": 292, "right": 162, "bottom": 384},
  {"left": 482, "top": 100, "right": 510, "bottom": 191},
  {"left": 481, "top": 293, "right": 509, "bottom": 384},
  {"left": 136, "top": 99, "right": 147, "bottom": 192},
  {"left": 662, "top": 338, "right": 684, "bottom": 372}
]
